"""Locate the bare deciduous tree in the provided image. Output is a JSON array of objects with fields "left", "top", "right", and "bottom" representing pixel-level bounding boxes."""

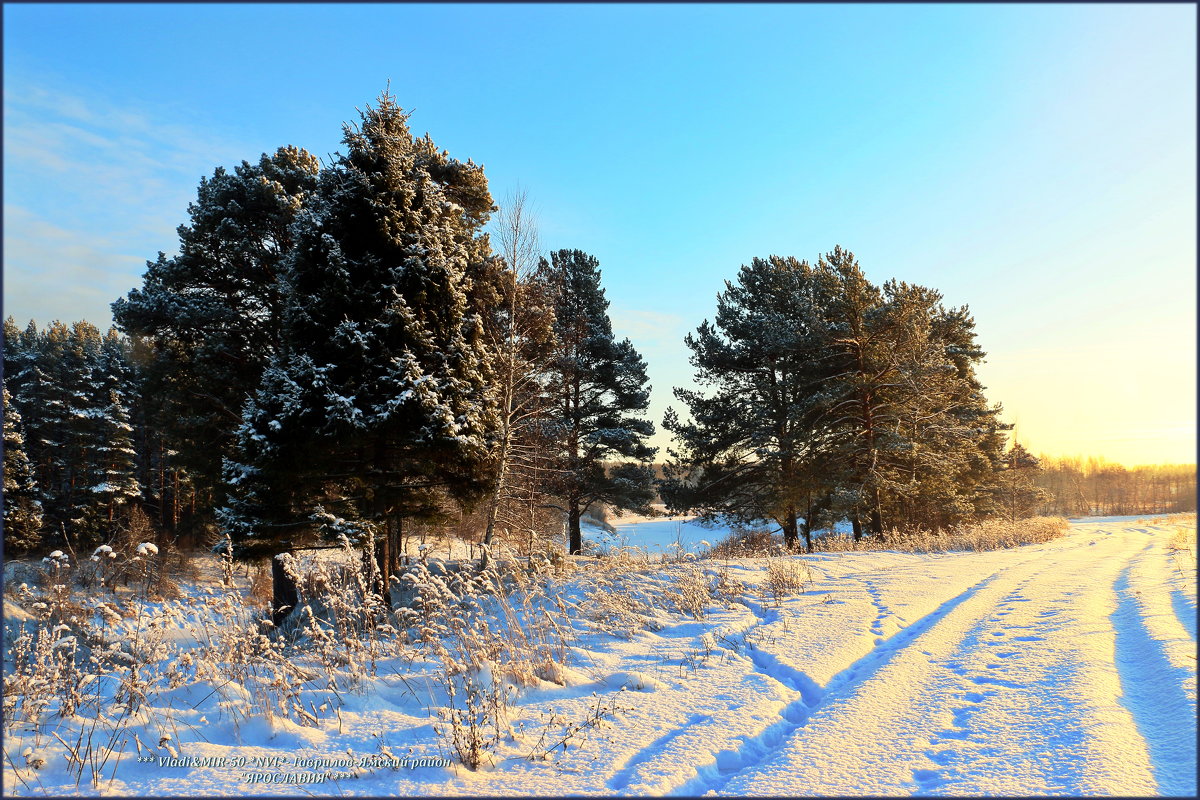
[{"left": 480, "top": 189, "right": 556, "bottom": 564}]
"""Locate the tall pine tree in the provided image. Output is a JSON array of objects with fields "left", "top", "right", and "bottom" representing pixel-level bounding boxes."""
[
  {"left": 112, "top": 146, "right": 321, "bottom": 503},
  {"left": 662, "top": 256, "right": 840, "bottom": 551},
  {"left": 537, "top": 249, "right": 656, "bottom": 555},
  {"left": 821, "top": 248, "right": 1006, "bottom": 534}
]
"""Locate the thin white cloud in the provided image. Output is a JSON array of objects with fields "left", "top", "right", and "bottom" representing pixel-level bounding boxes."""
[
  {"left": 3, "top": 76, "right": 258, "bottom": 326},
  {"left": 2, "top": 206, "right": 147, "bottom": 327},
  {"left": 608, "top": 308, "right": 686, "bottom": 346}
]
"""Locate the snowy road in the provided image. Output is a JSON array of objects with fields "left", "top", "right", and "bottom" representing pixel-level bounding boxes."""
[
  {"left": 491, "top": 517, "right": 1196, "bottom": 797},
  {"left": 694, "top": 521, "right": 1197, "bottom": 797},
  {"left": 6, "top": 517, "right": 1196, "bottom": 797}
]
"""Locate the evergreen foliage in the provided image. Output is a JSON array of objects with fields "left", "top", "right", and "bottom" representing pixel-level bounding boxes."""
[
  {"left": 111, "top": 146, "right": 321, "bottom": 500},
  {"left": 3, "top": 318, "right": 141, "bottom": 549},
  {"left": 219, "top": 92, "right": 504, "bottom": 577},
  {"left": 537, "top": 249, "right": 657, "bottom": 554},
  {"left": 989, "top": 443, "right": 1053, "bottom": 523},
  {"left": 664, "top": 247, "right": 1011, "bottom": 548},
  {"left": 662, "top": 256, "right": 840, "bottom": 551},
  {"left": 3, "top": 386, "right": 45, "bottom": 552},
  {"left": 7, "top": 90, "right": 1121, "bottom": 569}
]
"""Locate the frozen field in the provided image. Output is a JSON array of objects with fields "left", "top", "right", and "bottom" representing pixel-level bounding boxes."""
[{"left": 4, "top": 516, "right": 1196, "bottom": 797}]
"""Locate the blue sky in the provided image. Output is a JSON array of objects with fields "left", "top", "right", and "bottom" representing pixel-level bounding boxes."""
[{"left": 4, "top": 3, "right": 1195, "bottom": 465}]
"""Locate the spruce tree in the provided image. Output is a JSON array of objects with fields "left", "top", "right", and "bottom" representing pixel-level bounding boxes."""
[
  {"left": 220, "top": 92, "right": 503, "bottom": 598},
  {"left": 23, "top": 321, "right": 82, "bottom": 543},
  {"left": 85, "top": 329, "right": 142, "bottom": 530},
  {"left": 988, "top": 443, "right": 1051, "bottom": 522},
  {"left": 537, "top": 249, "right": 656, "bottom": 555},
  {"left": 4, "top": 320, "right": 143, "bottom": 549},
  {"left": 3, "top": 386, "right": 45, "bottom": 553}
]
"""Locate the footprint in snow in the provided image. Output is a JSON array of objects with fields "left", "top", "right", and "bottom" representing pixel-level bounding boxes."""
[
  {"left": 925, "top": 748, "right": 958, "bottom": 766},
  {"left": 912, "top": 767, "right": 943, "bottom": 786},
  {"left": 936, "top": 728, "right": 971, "bottom": 741},
  {"left": 970, "top": 675, "right": 1022, "bottom": 688}
]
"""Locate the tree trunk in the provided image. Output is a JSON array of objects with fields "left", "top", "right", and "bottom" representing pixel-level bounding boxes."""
[
  {"left": 568, "top": 502, "right": 582, "bottom": 556},
  {"left": 800, "top": 505, "right": 814, "bottom": 553},
  {"left": 392, "top": 516, "right": 403, "bottom": 573},
  {"left": 869, "top": 487, "right": 884, "bottom": 536},
  {"left": 851, "top": 514, "right": 863, "bottom": 542},
  {"left": 481, "top": 477, "right": 503, "bottom": 569},
  {"left": 781, "top": 509, "right": 799, "bottom": 550},
  {"left": 374, "top": 526, "right": 394, "bottom": 611},
  {"left": 271, "top": 554, "right": 298, "bottom": 628},
  {"left": 171, "top": 470, "right": 180, "bottom": 530}
]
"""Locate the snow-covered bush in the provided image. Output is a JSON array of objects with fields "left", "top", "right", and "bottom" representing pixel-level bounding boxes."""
[
  {"left": 669, "top": 565, "right": 712, "bottom": 619},
  {"left": 709, "top": 563, "right": 746, "bottom": 607},
  {"left": 807, "top": 516, "right": 1071, "bottom": 553},
  {"left": 763, "top": 557, "right": 813, "bottom": 605},
  {"left": 1167, "top": 516, "right": 1196, "bottom": 580},
  {"left": 701, "top": 527, "right": 781, "bottom": 559},
  {"left": 577, "top": 558, "right": 664, "bottom": 639},
  {"left": 399, "top": 552, "right": 577, "bottom": 769},
  {"left": 283, "top": 535, "right": 397, "bottom": 684},
  {"left": 878, "top": 516, "right": 1070, "bottom": 553}
]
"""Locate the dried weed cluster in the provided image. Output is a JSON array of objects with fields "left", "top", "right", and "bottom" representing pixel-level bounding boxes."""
[{"left": 810, "top": 516, "right": 1071, "bottom": 553}]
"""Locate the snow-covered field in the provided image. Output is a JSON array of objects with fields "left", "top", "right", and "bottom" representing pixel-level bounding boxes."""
[{"left": 4, "top": 516, "right": 1196, "bottom": 797}]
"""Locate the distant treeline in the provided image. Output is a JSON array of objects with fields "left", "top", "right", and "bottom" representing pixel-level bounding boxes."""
[
  {"left": 1033, "top": 457, "right": 1196, "bottom": 517},
  {"left": 642, "top": 456, "right": 1196, "bottom": 520}
]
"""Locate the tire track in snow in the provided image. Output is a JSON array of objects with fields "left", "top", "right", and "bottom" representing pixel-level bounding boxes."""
[
  {"left": 710, "top": 543, "right": 1094, "bottom": 796},
  {"left": 667, "top": 569, "right": 1005, "bottom": 797},
  {"left": 1170, "top": 588, "right": 1197, "bottom": 641},
  {"left": 905, "top": 527, "right": 1184, "bottom": 796},
  {"left": 1111, "top": 561, "right": 1199, "bottom": 797},
  {"left": 606, "top": 713, "right": 711, "bottom": 792},
  {"left": 914, "top": 566, "right": 1069, "bottom": 793}
]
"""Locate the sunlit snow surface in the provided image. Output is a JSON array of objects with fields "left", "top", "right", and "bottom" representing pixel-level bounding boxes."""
[
  {"left": 590, "top": 509, "right": 852, "bottom": 556},
  {"left": 4, "top": 517, "right": 1196, "bottom": 797}
]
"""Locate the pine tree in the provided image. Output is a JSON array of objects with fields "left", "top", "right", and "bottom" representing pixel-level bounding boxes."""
[
  {"left": 821, "top": 253, "right": 1007, "bottom": 534},
  {"left": 112, "top": 146, "right": 321, "bottom": 501},
  {"left": 663, "top": 256, "right": 841, "bottom": 551},
  {"left": 85, "top": 329, "right": 142, "bottom": 530},
  {"left": 3, "top": 386, "right": 45, "bottom": 553},
  {"left": 989, "top": 443, "right": 1051, "bottom": 522},
  {"left": 220, "top": 92, "right": 504, "bottom": 600},
  {"left": 537, "top": 249, "right": 656, "bottom": 555},
  {"left": 6, "top": 320, "right": 65, "bottom": 519},
  {"left": 666, "top": 247, "right": 1010, "bottom": 544},
  {"left": 21, "top": 321, "right": 83, "bottom": 543},
  {"left": 57, "top": 323, "right": 142, "bottom": 547}
]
